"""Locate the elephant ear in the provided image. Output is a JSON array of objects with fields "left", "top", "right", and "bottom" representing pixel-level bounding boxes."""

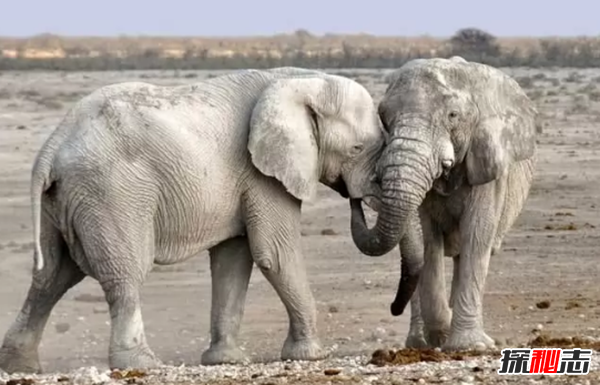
[
  {"left": 465, "top": 66, "right": 538, "bottom": 186},
  {"left": 248, "top": 77, "right": 324, "bottom": 201}
]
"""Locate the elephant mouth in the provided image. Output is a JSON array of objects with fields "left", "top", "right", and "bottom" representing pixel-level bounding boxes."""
[
  {"left": 327, "top": 177, "right": 381, "bottom": 211},
  {"left": 432, "top": 178, "right": 452, "bottom": 197},
  {"left": 432, "top": 164, "right": 465, "bottom": 197},
  {"left": 329, "top": 177, "right": 349, "bottom": 198}
]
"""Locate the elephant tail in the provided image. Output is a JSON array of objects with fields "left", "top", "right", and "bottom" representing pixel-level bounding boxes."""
[
  {"left": 31, "top": 154, "right": 53, "bottom": 272},
  {"left": 30, "top": 136, "right": 62, "bottom": 272}
]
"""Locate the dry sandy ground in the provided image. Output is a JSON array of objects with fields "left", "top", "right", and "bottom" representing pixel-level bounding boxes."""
[{"left": 0, "top": 67, "right": 599, "bottom": 383}]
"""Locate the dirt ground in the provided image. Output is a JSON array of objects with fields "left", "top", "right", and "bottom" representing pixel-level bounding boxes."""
[{"left": 0, "top": 67, "right": 598, "bottom": 376}]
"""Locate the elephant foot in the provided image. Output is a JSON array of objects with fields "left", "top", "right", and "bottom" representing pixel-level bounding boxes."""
[
  {"left": 109, "top": 346, "right": 163, "bottom": 370},
  {"left": 201, "top": 343, "right": 249, "bottom": 366},
  {"left": 281, "top": 337, "right": 327, "bottom": 362},
  {"left": 0, "top": 346, "right": 41, "bottom": 374},
  {"left": 425, "top": 328, "right": 450, "bottom": 348},
  {"left": 441, "top": 328, "right": 496, "bottom": 352},
  {"left": 404, "top": 324, "right": 430, "bottom": 349},
  {"left": 404, "top": 333, "right": 429, "bottom": 349}
]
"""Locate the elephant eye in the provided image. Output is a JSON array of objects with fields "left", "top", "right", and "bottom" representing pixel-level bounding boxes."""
[
  {"left": 351, "top": 144, "right": 364, "bottom": 155},
  {"left": 448, "top": 111, "right": 459, "bottom": 119}
]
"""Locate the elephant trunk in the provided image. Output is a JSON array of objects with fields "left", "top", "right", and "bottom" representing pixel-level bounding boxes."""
[
  {"left": 391, "top": 258, "right": 420, "bottom": 316},
  {"left": 349, "top": 178, "right": 418, "bottom": 257},
  {"left": 351, "top": 124, "right": 435, "bottom": 256},
  {"left": 350, "top": 120, "right": 436, "bottom": 311},
  {"left": 390, "top": 213, "right": 424, "bottom": 316}
]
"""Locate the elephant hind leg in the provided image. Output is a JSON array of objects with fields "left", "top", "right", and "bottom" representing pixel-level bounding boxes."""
[
  {"left": 0, "top": 218, "right": 85, "bottom": 374},
  {"left": 201, "top": 236, "right": 253, "bottom": 365},
  {"left": 73, "top": 206, "right": 161, "bottom": 370}
]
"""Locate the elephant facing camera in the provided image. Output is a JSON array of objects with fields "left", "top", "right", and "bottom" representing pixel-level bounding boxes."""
[{"left": 350, "top": 57, "right": 537, "bottom": 352}]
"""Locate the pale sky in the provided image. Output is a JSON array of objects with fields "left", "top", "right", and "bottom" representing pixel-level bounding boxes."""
[{"left": 1, "top": 0, "right": 599, "bottom": 37}]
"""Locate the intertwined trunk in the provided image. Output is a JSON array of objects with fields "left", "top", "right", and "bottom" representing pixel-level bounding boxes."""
[{"left": 350, "top": 118, "right": 436, "bottom": 313}]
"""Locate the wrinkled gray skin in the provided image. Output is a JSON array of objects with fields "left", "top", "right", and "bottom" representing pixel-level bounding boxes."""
[
  {"left": 351, "top": 57, "right": 537, "bottom": 351},
  {"left": 0, "top": 67, "right": 385, "bottom": 373}
]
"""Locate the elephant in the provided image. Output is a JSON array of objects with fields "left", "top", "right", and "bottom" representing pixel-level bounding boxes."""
[
  {"left": 350, "top": 57, "right": 537, "bottom": 351},
  {"left": 0, "top": 67, "right": 386, "bottom": 373}
]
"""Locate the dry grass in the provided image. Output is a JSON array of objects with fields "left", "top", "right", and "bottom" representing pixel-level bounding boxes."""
[
  {"left": 367, "top": 333, "right": 600, "bottom": 368},
  {"left": 369, "top": 348, "right": 492, "bottom": 366}
]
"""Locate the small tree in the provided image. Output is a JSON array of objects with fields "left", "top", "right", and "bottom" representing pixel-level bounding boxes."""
[
  {"left": 449, "top": 27, "right": 500, "bottom": 58},
  {"left": 293, "top": 29, "right": 313, "bottom": 51}
]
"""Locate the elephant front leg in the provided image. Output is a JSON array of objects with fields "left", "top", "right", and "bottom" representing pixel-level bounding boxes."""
[
  {"left": 245, "top": 194, "right": 326, "bottom": 362},
  {"left": 253, "top": 245, "right": 325, "bottom": 361},
  {"left": 201, "top": 237, "right": 253, "bottom": 365},
  {"left": 449, "top": 255, "right": 460, "bottom": 309},
  {"left": 442, "top": 190, "right": 500, "bottom": 352},
  {"left": 419, "top": 218, "right": 452, "bottom": 347},
  {"left": 267, "top": 262, "right": 325, "bottom": 360},
  {"left": 396, "top": 225, "right": 428, "bottom": 348},
  {"left": 404, "top": 291, "right": 428, "bottom": 348}
]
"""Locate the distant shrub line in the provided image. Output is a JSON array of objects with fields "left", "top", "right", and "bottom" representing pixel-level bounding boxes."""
[
  {"left": 3, "top": 28, "right": 600, "bottom": 70},
  {"left": 0, "top": 53, "right": 427, "bottom": 71},
  {"left": 3, "top": 50, "right": 600, "bottom": 71}
]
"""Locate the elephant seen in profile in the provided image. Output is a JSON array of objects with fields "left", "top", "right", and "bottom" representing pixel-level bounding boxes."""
[
  {"left": 350, "top": 57, "right": 537, "bottom": 351},
  {"left": 0, "top": 67, "right": 386, "bottom": 373}
]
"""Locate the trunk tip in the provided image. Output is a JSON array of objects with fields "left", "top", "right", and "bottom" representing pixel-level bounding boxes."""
[
  {"left": 390, "top": 274, "right": 420, "bottom": 317},
  {"left": 390, "top": 301, "right": 406, "bottom": 316}
]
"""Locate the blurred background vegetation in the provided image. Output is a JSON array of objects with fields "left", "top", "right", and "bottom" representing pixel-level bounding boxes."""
[{"left": 1, "top": 28, "right": 600, "bottom": 70}]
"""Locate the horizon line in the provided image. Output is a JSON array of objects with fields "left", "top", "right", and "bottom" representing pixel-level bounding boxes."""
[{"left": 1, "top": 31, "right": 599, "bottom": 40}]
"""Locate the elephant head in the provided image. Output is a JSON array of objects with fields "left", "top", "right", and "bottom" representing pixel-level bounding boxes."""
[
  {"left": 350, "top": 57, "right": 537, "bottom": 303},
  {"left": 247, "top": 73, "right": 385, "bottom": 205}
]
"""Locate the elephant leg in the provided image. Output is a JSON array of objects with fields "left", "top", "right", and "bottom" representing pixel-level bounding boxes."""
[
  {"left": 441, "top": 186, "right": 502, "bottom": 352},
  {"left": 404, "top": 291, "right": 428, "bottom": 348},
  {"left": 76, "top": 209, "right": 161, "bottom": 370},
  {"left": 253, "top": 245, "right": 325, "bottom": 361},
  {"left": 245, "top": 186, "right": 326, "bottom": 362},
  {"left": 491, "top": 239, "right": 502, "bottom": 256},
  {"left": 0, "top": 223, "right": 84, "bottom": 374},
  {"left": 201, "top": 236, "right": 253, "bottom": 365},
  {"left": 449, "top": 255, "right": 460, "bottom": 309},
  {"left": 100, "top": 281, "right": 159, "bottom": 370},
  {"left": 419, "top": 218, "right": 451, "bottom": 347},
  {"left": 397, "top": 224, "right": 428, "bottom": 348}
]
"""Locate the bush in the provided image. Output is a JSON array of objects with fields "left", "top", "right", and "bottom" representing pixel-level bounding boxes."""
[{"left": 449, "top": 28, "right": 500, "bottom": 60}]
